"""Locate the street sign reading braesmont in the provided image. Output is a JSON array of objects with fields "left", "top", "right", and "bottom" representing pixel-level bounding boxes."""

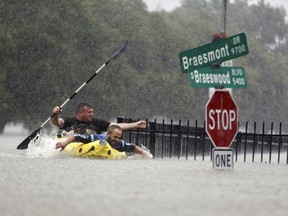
[{"left": 179, "top": 32, "right": 249, "bottom": 73}]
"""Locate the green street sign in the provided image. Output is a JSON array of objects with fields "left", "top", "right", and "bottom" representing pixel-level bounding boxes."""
[
  {"left": 189, "top": 67, "right": 247, "bottom": 88},
  {"left": 179, "top": 32, "right": 249, "bottom": 73}
]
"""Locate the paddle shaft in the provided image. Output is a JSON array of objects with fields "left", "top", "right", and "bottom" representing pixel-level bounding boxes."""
[{"left": 40, "top": 63, "right": 106, "bottom": 129}]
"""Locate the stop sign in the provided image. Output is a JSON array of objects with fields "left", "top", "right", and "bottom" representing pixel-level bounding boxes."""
[{"left": 205, "top": 90, "right": 238, "bottom": 148}]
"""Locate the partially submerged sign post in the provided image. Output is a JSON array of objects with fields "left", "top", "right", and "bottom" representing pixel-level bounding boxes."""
[
  {"left": 179, "top": 32, "right": 249, "bottom": 73},
  {"left": 178, "top": 32, "right": 249, "bottom": 170},
  {"left": 206, "top": 90, "right": 238, "bottom": 170}
]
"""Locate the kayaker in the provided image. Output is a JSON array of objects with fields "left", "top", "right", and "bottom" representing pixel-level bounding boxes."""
[
  {"left": 52, "top": 101, "right": 149, "bottom": 134},
  {"left": 55, "top": 124, "right": 153, "bottom": 159}
]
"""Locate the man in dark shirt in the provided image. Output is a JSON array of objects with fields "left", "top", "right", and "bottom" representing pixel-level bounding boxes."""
[{"left": 52, "top": 102, "right": 148, "bottom": 134}]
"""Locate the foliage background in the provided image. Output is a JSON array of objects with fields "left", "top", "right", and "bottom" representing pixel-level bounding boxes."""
[{"left": 1, "top": 0, "right": 288, "bottom": 132}]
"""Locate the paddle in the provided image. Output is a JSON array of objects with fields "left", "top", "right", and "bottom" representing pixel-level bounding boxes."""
[{"left": 16, "top": 40, "right": 128, "bottom": 150}]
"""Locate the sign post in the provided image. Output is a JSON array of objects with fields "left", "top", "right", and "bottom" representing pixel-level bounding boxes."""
[
  {"left": 206, "top": 90, "right": 238, "bottom": 169},
  {"left": 177, "top": 1, "right": 247, "bottom": 170}
]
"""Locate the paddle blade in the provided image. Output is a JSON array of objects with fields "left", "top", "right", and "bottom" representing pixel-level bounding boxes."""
[
  {"left": 16, "top": 128, "right": 42, "bottom": 150},
  {"left": 106, "top": 40, "right": 128, "bottom": 64}
]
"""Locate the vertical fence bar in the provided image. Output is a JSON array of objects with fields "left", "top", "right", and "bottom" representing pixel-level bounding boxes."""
[
  {"left": 149, "top": 119, "right": 156, "bottom": 158},
  {"left": 244, "top": 121, "right": 248, "bottom": 162},
  {"left": 194, "top": 120, "right": 198, "bottom": 160},
  {"left": 252, "top": 122, "right": 257, "bottom": 162},
  {"left": 161, "top": 119, "right": 165, "bottom": 159},
  {"left": 169, "top": 120, "right": 173, "bottom": 158},
  {"left": 202, "top": 121, "right": 206, "bottom": 161},
  {"left": 261, "top": 122, "right": 265, "bottom": 163},
  {"left": 269, "top": 122, "right": 273, "bottom": 163},
  {"left": 145, "top": 118, "right": 149, "bottom": 148},
  {"left": 235, "top": 122, "right": 240, "bottom": 162},
  {"left": 210, "top": 121, "right": 213, "bottom": 161},
  {"left": 186, "top": 120, "right": 189, "bottom": 160},
  {"left": 128, "top": 118, "right": 132, "bottom": 143},
  {"left": 287, "top": 140, "right": 288, "bottom": 164},
  {"left": 278, "top": 122, "right": 282, "bottom": 164},
  {"left": 177, "top": 120, "right": 182, "bottom": 160},
  {"left": 235, "top": 134, "right": 240, "bottom": 162},
  {"left": 136, "top": 118, "right": 140, "bottom": 145}
]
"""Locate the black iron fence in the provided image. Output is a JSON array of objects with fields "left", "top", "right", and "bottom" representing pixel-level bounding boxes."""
[{"left": 117, "top": 117, "right": 288, "bottom": 164}]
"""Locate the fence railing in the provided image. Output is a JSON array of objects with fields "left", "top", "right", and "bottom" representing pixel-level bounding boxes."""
[{"left": 117, "top": 117, "right": 288, "bottom": 164}]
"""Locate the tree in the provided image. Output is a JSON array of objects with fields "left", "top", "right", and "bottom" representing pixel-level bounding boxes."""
[{"left": 0, "top": 0, "right": 99, "bottom": 131}]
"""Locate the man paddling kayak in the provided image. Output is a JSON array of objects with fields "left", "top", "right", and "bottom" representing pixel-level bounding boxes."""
[{"left": 52, "top": 101, "right": 148, "bottom": 134}]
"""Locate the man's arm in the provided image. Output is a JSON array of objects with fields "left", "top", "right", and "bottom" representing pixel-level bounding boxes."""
[
  {"left": 55, "top": 135, "right": 75, "bottom": 151},
  {"left": 110, "top": 120, "right": 149, "bottom": 131},
  {"left": 134, "top": 146, "right": 153, "bottom": 159},
  {"left": 52, "top": 106, "right": 65, "bottom": 128}
]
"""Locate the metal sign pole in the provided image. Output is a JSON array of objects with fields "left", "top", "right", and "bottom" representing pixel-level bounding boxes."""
[
  {"left": 222, "top": 0, "right": 227, "bottom": 33},
  {"left": 208, "top": 0, "right": 228, "bottom": 98}
]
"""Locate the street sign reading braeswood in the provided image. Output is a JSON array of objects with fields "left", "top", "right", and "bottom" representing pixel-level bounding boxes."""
[
  {"left": 189, "top": 66, "right": 247, "bottom": 88},
  {"left": 179, "top": 32, "right": 249, "bottom": 73}
]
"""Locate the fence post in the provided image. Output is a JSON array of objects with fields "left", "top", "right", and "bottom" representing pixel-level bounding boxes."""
[
  {"left": 244, "top": 122, "right": 248, "bottom": 162},
  {"left": 287, "top": 140, "right": 288, "bottom": 164},
  {"left": 145, "top": 118, "right": 149, "bottom": 148},
  {"left": 186, "top": 120, "right": 190, "bottom": 160},
  {"left": 278, "top": 122, "right": 282, "bottom": 164},
  {"left": 202, "top": 121, "right": 206, "bottom": 161},
  {"left": 169, "top": 120, "right": 173, "bottom": 158},
  {"left": 269, "top": 122, "right": 273, "bottom": 163},
  {"left": 161, "top": 119, "right": 165, "bottom": 159},
  {"left": 235, "top": 121, "right": 241, "bottom": 162},
  {"left": 149, "top": 120, "right": 156, "bottom": 158},
  {"left": 194, "top": 120, "right": 198, "bottom": 161},
  {"left": 261, "top": 122, "right": 265, "bottom": 163},
  {"left": 252, "top": 122, "right": 257, "bottom": 162},
  {"left": 177, "top": 120, "right": 182, "bottom": 160}
]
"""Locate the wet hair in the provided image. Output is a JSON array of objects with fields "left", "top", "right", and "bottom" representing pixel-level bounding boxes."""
[
  {"left": 107, "top": 124, "right": 122, "bottom": 134},
  {"left": 75, "top": 102, "right": 93, "bottom": 114}
]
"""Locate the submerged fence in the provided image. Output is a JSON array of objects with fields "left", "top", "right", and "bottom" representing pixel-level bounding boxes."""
[{"left": 117, "top": 117, "right": 288, "bottom": 164}]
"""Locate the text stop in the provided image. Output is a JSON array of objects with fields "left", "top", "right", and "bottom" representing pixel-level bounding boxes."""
[{"left": 208, "top": 109, "right": 236, "bottom": 130}]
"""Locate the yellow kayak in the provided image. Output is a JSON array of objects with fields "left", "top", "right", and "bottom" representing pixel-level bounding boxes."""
[{"left": 61, "top": 139, "right": 126, "bottom": 160}]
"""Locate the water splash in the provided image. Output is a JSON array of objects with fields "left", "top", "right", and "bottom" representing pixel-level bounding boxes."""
[{"left": 26, "top": 134, "right": 60, "bottom": 158}]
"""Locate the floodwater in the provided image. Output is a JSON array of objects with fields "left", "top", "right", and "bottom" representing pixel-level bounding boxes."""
[{"left": 0, "top": 128, "right": 288, "bottom": 216}]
